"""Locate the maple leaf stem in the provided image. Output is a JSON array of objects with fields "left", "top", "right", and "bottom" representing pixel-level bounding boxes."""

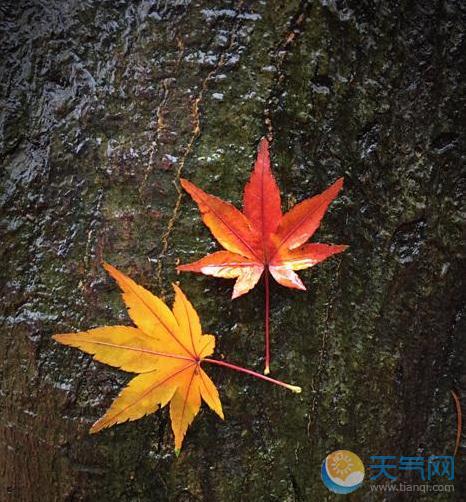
[
  {"left": 451, "top": 390, "right": 462, "bottom": 457},
  {"left": 203, "top": 358, "right": 301, "bottom": 393},
  {"left": 264, "top": 269, "right": 271, "bottom": 375}
]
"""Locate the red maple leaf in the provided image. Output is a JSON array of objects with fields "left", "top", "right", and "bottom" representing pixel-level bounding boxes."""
[{"left": 178, "top": 138, "right": 347, "bottom": 373}]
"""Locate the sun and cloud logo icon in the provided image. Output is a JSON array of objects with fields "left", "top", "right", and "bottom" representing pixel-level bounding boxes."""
[{"left": 321, "top": 450, "right": 365, "bottom": 494}]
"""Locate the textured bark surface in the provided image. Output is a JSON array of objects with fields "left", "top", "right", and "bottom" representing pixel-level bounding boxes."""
[{"left": 1, "top": 1, "right": 464, "bottom": 500}]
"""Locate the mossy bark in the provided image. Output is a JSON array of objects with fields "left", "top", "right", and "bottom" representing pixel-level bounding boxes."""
[{"left": 1, "top": 1, "right": 464, "bottom": 500}]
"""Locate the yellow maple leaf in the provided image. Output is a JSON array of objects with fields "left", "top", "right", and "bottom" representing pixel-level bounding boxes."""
[{"left": 53, "top": 263, "right": 301, "bottom": 451}]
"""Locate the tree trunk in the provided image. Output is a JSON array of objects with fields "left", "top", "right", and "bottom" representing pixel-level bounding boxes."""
[{"left": 1, "top": 1, "right": 464, "bottom": 500}]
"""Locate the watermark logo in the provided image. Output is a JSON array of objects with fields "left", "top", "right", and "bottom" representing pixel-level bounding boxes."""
[
  {"left": 321, "top": 453, "right": 455, "bottom": 494},
  {"left": 368, "top": 455, "right": 455, "bottom": 481},
  {"left": 321, "top": 450, "right": 365, "bottom": 494}
]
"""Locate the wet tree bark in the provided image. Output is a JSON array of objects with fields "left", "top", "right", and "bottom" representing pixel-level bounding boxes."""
[{"left": 1, "top": 1, "right": 464, "bottom": 501}]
